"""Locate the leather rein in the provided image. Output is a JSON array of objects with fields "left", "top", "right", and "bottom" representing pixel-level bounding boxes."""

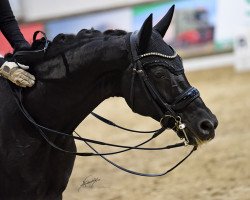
[{"left": 9, "top": 31, "right": 200, "bottom": 177}]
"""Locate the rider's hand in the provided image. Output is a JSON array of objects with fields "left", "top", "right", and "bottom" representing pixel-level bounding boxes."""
[{"left": 0, "top": 61, "right": 35, "bottom": 87}]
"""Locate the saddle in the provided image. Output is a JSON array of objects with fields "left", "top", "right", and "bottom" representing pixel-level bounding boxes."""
[{"left": 13, "top": 31, "right": 49, "bottom": 65}]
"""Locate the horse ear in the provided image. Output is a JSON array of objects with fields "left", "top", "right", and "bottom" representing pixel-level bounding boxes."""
[
  {"left": 153, "top": 5, "right": 175, "bottom": 37},
  {"left": 138, "top": 13, "right": 153, "bottom": 53}
]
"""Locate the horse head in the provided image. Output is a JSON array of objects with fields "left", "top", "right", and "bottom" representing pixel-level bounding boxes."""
[{"left": 122, "top": 5, "right": 218, "bottom": 146}]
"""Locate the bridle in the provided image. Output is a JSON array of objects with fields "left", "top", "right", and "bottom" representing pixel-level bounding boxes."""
[
  {"left": 129, "top": 31, "right": 200, "bottom": 144},
  {"left": 9, "top": 31, "right": 200, "bottom": 177}
]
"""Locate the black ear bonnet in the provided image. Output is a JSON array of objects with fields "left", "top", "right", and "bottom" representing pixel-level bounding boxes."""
[{"left": 132, "top": 30, "right": 184, "bottom": 75}]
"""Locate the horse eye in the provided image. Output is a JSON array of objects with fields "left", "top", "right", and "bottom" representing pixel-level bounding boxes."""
[{"left": 153, "top": 69, "right": 167, "bottom": 79}]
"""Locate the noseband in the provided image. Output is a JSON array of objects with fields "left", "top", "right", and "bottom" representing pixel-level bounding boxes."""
[{"left": 9, "top": 31, "right": 200, "bottom": 177}]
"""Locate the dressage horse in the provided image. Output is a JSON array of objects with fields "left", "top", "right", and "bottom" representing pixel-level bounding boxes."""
[{"left": 0, "top": 6, "right": 218, "bottom": 200}]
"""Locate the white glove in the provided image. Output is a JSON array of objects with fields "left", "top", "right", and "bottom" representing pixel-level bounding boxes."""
[{"left": 0, "top": 61, "right": 35, "bottom": 87}]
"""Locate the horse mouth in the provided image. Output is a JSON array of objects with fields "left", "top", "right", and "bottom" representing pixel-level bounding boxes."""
[{"left": 176, "top": 128, "right": 213, "bottom": 146}]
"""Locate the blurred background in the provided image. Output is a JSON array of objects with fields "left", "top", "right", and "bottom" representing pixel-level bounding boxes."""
[
  {"left": 2, "top": 0, "right": 250, "bottom": 71},
  {"left": 1, "top": 0, "right": 250, "bottom": 199}
]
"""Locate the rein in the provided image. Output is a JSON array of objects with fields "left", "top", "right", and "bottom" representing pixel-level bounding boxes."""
[
  {"left": 9, "top": 31, "right": 199, "bottom": 177},
  {"left": 10, "top": 84, "right": 195, "bottom": 177}
]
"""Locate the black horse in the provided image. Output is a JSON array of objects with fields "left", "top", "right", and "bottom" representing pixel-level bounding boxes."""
[{"left": 0, "top": 6, "right": 218, "bottom": 200}]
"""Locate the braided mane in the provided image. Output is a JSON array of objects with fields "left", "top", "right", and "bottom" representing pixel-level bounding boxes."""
[
  {"left": 4, "top": 28, "right": 128, "bottom": 65},
  {"left": 32, "top": 29, "right": 127, "bottom": 58}
]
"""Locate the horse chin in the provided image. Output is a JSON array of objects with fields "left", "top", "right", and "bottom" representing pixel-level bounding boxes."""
[{"left": 176, "top": 128, "right": 209, "bottom": 147}]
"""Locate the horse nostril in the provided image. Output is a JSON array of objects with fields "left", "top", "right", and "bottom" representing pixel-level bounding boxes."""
[
  {"left": 199, "top": 120, "right": 215, "bottom": 139},
  {"left": 201, "top": 120, "right": 213, "bottom": 131}
]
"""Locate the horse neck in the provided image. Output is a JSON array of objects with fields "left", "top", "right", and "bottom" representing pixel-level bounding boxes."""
[{"left": 24, "top": 36, "right": 129, "bottom": 133}]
